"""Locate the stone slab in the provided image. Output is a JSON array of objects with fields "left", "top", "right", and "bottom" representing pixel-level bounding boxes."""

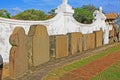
[
  {"left": 68, "top": 32, "right": 82, "bottom": 55},
  {"left": 94, "top": 31, "right": 103, "bottom": 47},
  {"left": 83, "top": 33, "right": 95, "bottom": 51},
  {"left": 28, "top": 25, "right": 49, "bottom": 67},
  {"left": 9, "top": 27, "right": 28, "bottom": 79},
  {"left": 55, "top": 35, "right": 68, "bottom": 58}
]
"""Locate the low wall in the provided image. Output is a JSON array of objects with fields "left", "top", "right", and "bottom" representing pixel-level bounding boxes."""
[{"left": 9, "top": 24, "right": 113, "bottom": 79}]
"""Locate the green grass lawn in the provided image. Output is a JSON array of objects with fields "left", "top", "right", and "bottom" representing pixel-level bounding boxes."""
[
  {"left": 91, "top": 61, "right": 120, "bottom": 80},
  {"left": 43, "top": 45, "right": 120, "bottom": 80}
]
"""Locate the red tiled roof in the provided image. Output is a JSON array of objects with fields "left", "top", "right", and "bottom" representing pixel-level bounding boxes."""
[{"left": 105, "top": 13, "right": 118, "bottom": 19}]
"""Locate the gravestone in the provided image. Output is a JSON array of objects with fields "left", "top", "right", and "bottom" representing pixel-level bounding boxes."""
[
  {"left": 28, "top": 25, "right": 49, "bottom": 67},
  {"left": 68, "top": 32, "right": 82, "bottom": 55},
  {"left": 55, "top": 35, "right": 68, "bottom": 58},
  {"left": 9, "top": 27, "right": 28, "bottom": 79},
  {"left": 94, "top": 30, "right": 103, "bottom": 47},
  {"left": 83, "top": 33, "right": 95, "bottom": 51}
]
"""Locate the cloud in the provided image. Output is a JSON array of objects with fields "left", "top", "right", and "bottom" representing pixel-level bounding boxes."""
[
  {"left": 12, "top": 7, "right": 22, "bottom": 12},
  {"left": 12, "top": 7, "right": 22, "bottom": 15}
]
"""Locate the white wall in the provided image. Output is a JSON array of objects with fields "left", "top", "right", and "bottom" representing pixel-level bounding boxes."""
[{"left": 0, "top": 0, "right": 112, "bottom": 62}]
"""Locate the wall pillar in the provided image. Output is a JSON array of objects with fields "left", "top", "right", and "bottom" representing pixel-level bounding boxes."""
[{"left": 103, "top": 28, "right": 109, "bottom": 44}]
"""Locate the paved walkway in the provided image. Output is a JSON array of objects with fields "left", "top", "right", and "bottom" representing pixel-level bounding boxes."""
[{"left": 60, "top": 50, "right": 120, "bottom": 80}]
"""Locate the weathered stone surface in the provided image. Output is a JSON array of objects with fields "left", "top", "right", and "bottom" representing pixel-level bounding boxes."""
[
  {"left": 9, "top": 28, "right": 20, "bottom": 46},
  {"left": 109, "top": 30, "right": 114, "bottom": 44},
  {"left": 9, "top": 27, "right": 28, "bottom": 79},
  {"left": 83, "top": 33, "right": 95, "bottom": 51},
  {"left": 26, "top": 37, "right": 33, "bottom": 69},
  {"left": 94, "top": 31, "right": 103, "bottom": 47},
  {"left": 68, "top": 32, "right": 82, "bottom": 55},
  {"left": 49, "top": 36, "right": 56, "bottom": 58},
  {"left": 9, "top": 46, "right": 17, "bottom": 79},
  {"left": 118, "top": 33, "right": 120, "bottom": 42},
  {"left": 27, "top": 25, "right": 37, "bottom": 68},
  {"left": 28, "top": 25, "right": 49, "bottom": 67},
  {"left": 55, "top": 35, "right": 68, "bottom": 58}
]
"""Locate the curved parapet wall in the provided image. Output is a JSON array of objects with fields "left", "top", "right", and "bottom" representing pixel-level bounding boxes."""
[{"left": 0, "top": 0, "right": 112, "bottom": 62}]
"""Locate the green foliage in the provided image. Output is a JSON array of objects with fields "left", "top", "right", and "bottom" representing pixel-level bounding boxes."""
[
  {"left": 47, "top": 5, "right": 97, "bottom": 23},
  {"left": 0, "top": 9, "right": 11, "bottom": 18},
  {"left": 48, "top": 8, "right": 56, "bottom": 15},
  {"left": 13, "top": 9, "right": 47, "bottom": 20},
  {"left": 73, "top": 5, "right": 97, "bottom": 24},
  {"left": 81, "top": 5, "right": 97, "bottom": 12},
  {"left": 0, "top": 5, "right": 97, "bottom": 22}
]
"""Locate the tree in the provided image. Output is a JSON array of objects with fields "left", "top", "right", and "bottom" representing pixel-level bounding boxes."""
[
  {"left": 73, "top": 5, "right": 97, "bottom": 24},
  {"left": 48, "top": 8, "right": 56, "bottom": 15},
  {"left": 81, "top": 5, "right": 97, "bottom": 13},
  {"left": 46, "top": 8, "right": 57, "bottom": 19},
  {"left": 0, "top": 9, "right": 11, "bottom": 18},
  {"left": 47, "top": 5, "right": 97, "bottom": 23},
  {"left": 12, "top": 9, "right": 47, "bottom": 20}
]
